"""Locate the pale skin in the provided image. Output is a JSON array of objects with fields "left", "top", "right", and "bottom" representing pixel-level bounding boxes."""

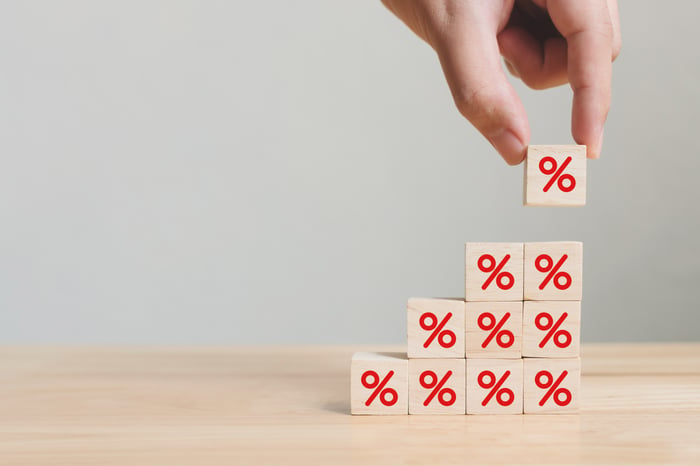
[{"left": 381, "top": 0, "right": 621, "bottom": 165}]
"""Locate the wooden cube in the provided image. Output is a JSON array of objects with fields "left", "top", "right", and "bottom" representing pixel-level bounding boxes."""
[
  {"left": 466, "top": 359, "right": 523, "bottom": 414},
  {"left": 409, "top": 359, "right": 466, "bottom": 415},
  {"left": 465, "top": 243, "right": 524, "bottom": 302},
  {"left": 407, "top": 298, "right": 465, "bottom": 359},
  {"left": 351, "top": 352, "right": 408, "bottom": 415},
  {"left": 524, "top": 145, "right": 586, "bottom": 206},
  {"left": 523, "top": 358, "right": 580, "bottom": 414},
  {"left": 524, "top": 242, "right": 583, "bottom": 301},
  {"left": 465, "top": 302, "right": 523, "bottom": 359},
  {"left": 523, "top": 301, "right": 581, "bottom": 358}
]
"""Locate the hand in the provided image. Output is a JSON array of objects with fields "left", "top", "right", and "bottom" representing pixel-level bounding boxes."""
[{"left": 381, "top": 0, "right": 621, "bottom": 164}]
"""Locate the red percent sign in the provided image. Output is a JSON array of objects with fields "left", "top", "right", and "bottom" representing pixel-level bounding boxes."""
[
  {"left": 420, "top": 312, "right": 456, "bottom": 349},
  {"left": 536, "top": 254, "right": 572, "bottom": 290},
  {"left": 540, "top": 156, "right": 576, "bottom": 193},
  {"left": 478, "top": 370, "right": 514, "bottom": 407},
  {"left": 361, "top": 370, "right": 398, "bottom": 407},
  {"left": 536, "top": 370, "right": 572, "bottom": 407},
  {"left": 419, "top": 370, "right": 456, "bottom": 407},
  {"left": 478, "top": 312, "right": 515, "bottom": 348},
  {"left": 536, "top": 312, "right": 572, "bottom": 348},
  {"left": 478, "top": 254, "right": 514, "bottom": 290}
]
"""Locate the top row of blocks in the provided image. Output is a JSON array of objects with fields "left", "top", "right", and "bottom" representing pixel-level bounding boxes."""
[{"left": 466, "top": 242, "right": 582, "bottom": 301}]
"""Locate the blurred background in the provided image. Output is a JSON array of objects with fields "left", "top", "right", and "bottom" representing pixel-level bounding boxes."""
[{"left": 1, "top": 1, "right": 698, "bottom": 344}]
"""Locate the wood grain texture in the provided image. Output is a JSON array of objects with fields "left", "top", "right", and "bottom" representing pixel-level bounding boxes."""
[
  {"left": 465, "top": 242, "right": 524, "bottom": 302},
  {"left": 524, "top": 241, "right": 583, "bottom": 301},
  {"left": 465, "top": 301, "right": 523, "bottom": 359},
  {"left": 351, "top": 352, "right": 408, "bottom": 415},
  {"left": 466, "top": 358, "right": 524, "bottom": 414},
  {"left": 523, "top": 358, "right": 581, "bottom": 414},
  {"left": 523, "top": 301, "right": 581, "bottom": 358},
  {"left": 407, "top": 298, "right": 465, "bottom": 359},
  {"left": 408, "top": 359, "right": 465, "bottom": 415},
  {"left": 524, "top": 145, "right": 586, "bottom": 206},
  {"left": 0, "top": 344, "right": 699, "bottom": 465}
]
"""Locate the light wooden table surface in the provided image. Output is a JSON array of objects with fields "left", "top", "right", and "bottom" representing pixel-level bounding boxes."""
[{"left": 1, "top": 344, "right": 699, "bottom": 465}]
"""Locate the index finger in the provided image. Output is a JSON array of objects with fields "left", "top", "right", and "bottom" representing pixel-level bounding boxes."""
[{"left": 546, "top": 0, "right": 614, "bottom": 158}]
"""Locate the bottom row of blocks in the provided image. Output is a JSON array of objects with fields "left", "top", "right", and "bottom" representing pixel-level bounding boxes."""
[{"left": 351, "top": 352, "right": 580, "bottom": 415}]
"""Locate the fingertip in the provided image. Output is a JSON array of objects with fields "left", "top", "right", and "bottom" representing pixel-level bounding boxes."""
[
  {"left": 571, "top": 85, "right": 610, "bottom": 160},
  {"left": 589, "top": 128, "right": 604, "bottom": 159},
  {"left": 571, "top": 86, "right": 609, "bottom": 160},
  {"left": 488, "top": 128, "right": 528, "bottom": 165},
  {"left": 573, "top": 127, "right": 603, "bottom": 159}
]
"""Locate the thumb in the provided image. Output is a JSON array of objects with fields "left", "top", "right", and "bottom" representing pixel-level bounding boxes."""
[{"left": 434, "top": 21, "right": 530, "bottom": 165}]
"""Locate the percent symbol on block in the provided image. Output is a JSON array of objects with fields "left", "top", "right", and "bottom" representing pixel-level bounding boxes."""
[
  {"left": 539, "top": 156, "right": 576, "bottom": 193},
  {"left": 477, "top": 370, "right": 514, "bottom": 407},
  {"left": 478, "top": 312, "right": 515, "bottom": 348},
  {"left": 361, "top": 370, "right": 398, "bottom": 407},
  {"left": 419, "top": 370, "right": 456, "bottom": 407},
  {"left": 536, "top": 370, "right": 572, "bottom": 407},
  {"left": 420, "top": 312, "right": 456, "bottom": 349},
  {"left": 536, "top": 312, "right": 572, "bottom": 348},
  {"left": 478, "top": 254, "right": 514, "bottom": 290},
  {"left": 536, "top": 254, "right": 572, "bottom": 290}
]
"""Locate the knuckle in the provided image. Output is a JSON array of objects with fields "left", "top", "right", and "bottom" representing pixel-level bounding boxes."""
[{"left": 452, "top": 85, "right": 502, "bottom": 132}]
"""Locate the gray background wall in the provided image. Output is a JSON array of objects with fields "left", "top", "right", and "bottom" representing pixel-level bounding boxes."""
[{"left": 1, "top": 1, "right": 698, "bottom": 344}]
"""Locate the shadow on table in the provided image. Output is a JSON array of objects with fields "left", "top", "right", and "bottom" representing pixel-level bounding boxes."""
[
  {"left": 320, "top": 352, "right": 406, "bottom": 415},
  {"left": 323, "top": 400, "right": 351, "bottom": 415}
]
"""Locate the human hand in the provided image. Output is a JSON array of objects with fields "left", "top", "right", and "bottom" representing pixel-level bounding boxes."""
[{"left": 381, "top": 0, "right": 621, "bottom": 164}]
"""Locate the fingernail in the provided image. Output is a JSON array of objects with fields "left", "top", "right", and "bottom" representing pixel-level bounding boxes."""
[
  {"left": 595, "top": 128, "right": 605, "bottom": 158},
  {"left": 588, "top": 128, "right": 604, "bottom": 159},
  {"left": 489, "top": 129, "right": 526, "bottom": 165}
]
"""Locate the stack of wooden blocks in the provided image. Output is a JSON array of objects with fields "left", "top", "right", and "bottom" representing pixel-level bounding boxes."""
[{"left": 351, "top": 145, "right": 587, "bottom": 415}]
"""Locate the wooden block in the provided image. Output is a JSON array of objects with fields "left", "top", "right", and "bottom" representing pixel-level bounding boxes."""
[
  {"left": 523, "top": 301, "right": 581, "bottom": 358},
  {"left": 409, "top": 359, "right": 466, "bottom": 415},
  {"left": 523, "top": 358, "right": 580, "bottom": 414},
  {"left": 351, "top": 352, "right": 408, "bottom": 415},
  {"left": 524, "top": 145, "right": 586, "bottom": 206},
  {"left": 407, "top": 298, "right": 465, "bottom": 359},
  {"left": 466, "top": 359, "right": 523, "bottom": 414},
  {"left": 465, "top": 242, "right": 524, "bottom": 302},
  {"left": 524, "top": 241, "right": 583, "bottom": 301},
  {"left": 465, "top": 302, "right": 523, "bottom": 359}
]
